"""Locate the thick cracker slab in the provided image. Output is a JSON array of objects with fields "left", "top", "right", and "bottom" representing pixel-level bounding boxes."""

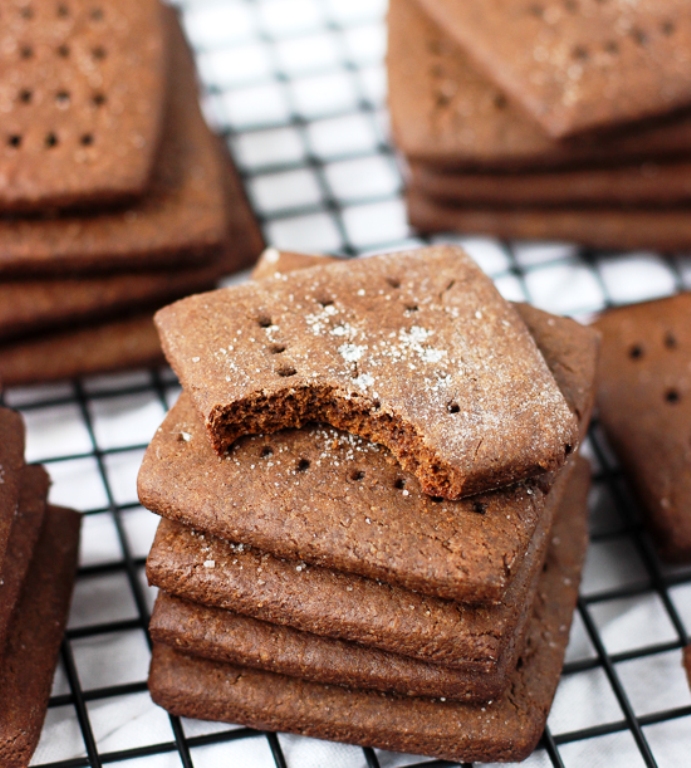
[
  {"left": 0, "top": 7, "right": 226, "bottom": 276},
  {"left": 0, "top": 0, "right": 167, "bottom": 212},
  {"left": 141, "top": 315, "right": 595, "bottom": 606},
  {"left": 416, "top": 0, "right": 691, "bottom": 139},
  {"left": 0, "top": 505, "right": 81, "bottom": 768},
  {"left": 149, "top": 467, "right": 588, "bottom": 764},
  {"left": 0, "top": 465, "right": 49, "bottom": 654},
  {"left": 147, "top": 458, "right": 579, "bottom": 688},
  {"left": 150, "top": 458, "right": 589, "bottom": 702},
  {"left": 0, "top": 407, "right": 25, "bottom": 565},
  {"left": 407, "top": 189, "right": 691, "bottom": 252},
  {"left": 410, "top": 160, "right": 691, "bottom": 207},
  {"left": 0, "top": 143, "right": 263, "bottom": 343},
  {"left": 595, "top": 294, "right": 691, "bottom": 562},
  {"left": 389, "top": 0, "right": 691, "bottom": 169},
  {"left": 0, "top": 312, "right": 164, "bottom": 387},
  {"left": 155, "top": 246, "right": 578, "bottom": 500}
]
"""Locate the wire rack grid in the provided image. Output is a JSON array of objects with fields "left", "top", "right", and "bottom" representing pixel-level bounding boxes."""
[{"left": 1, "top": 0, "right": 691, "bottom": 766}]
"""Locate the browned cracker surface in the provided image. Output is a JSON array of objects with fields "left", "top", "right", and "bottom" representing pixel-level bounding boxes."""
[
  {"left": 0, "top": 407, "right": 25, "bottom": 565},
  {"left": 148, "top": 459, "right": 588, "bottom": 763},
  {"left": 415, "top": 0, "right": 691, "bottom": 139},
  {"left": 0, "top": 0, "right": 167, "bottom": 212},
  {"left": 0, "top": 7, "right": 226, "bottom": 276},
  {"left": 0, "top": 465, "right": 49, "bottom": 654},
  {"left": 150, "top": 462, "right": 590, "bottom": 701},
  {"left": 407, "top": 189, "right": 691, "bottom": 252},
  {"left": 155, "top": 245, "right": 578, "bottom": 500},
  {"left": 388, "top": 0, "right": 691, "bottom": 168},
  {"left": 595, "top": 293, "right": 691, "bottom": 562},
  {"left": 0, "top": 505, "right": 81, "bottom": 768}
]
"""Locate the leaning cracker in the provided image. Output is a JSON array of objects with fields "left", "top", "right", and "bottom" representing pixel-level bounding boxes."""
[
  {"left": 416, "top": 0, "right": 691, "bottom": 139},
  {"left": 409, "top": 160, "right": 691, "bottom": 207},
  {"left": 0, "top": 408, "right": 25, "bottom": 565},
  {"left": 155, "top": 246, "right": 578, "bottom": 500},
  {"left": 146, "top": 459, "right": 574, "bottom": 675},
  {"left": 407, "top": 189, "right": 691, "bottom": 252},
  {"left": 0, "top": 466, "right": 49, "bottom": 654},
  {"left": 0, "top": 7, "right": 226, "bottom": 276},
  {"left": 0, "top": 0, "right": 167, "bottom": 212},
  {"left": 595, "top": 294, "right": 691, "bottom": 562},
  {"left": 0, "top": 505, "right": 81, "bottom": 768},
  {"left": 388, "top": 0, "right": 691, "bottom": 169},
  {"left": 149, "top": 463, "right": 588, "bottom": 764},
  {"left": 149, "top": 458, "right": 589, "bottom": 703}
]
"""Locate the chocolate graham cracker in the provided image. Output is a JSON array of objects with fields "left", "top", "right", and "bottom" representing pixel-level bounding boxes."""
[
  {"left": 388, "top": 0, "right": 691, "bottom": 169},
  {"left": 252, "top": 247, "right": 599, "bottom": 439},
  {"left": 146, "top": 459, "right": 570, "bottom": 671},
  {"left": 141, "top": 282, "right": 597, "bottom": 605},
  {"left": 0, "top": 407, "right": 25, "bottom": 565},
  {"left": 410, "top": 160, "right": 691, "bottom": 207},
  {"left": 407, "top": 189, "right": 691, "bottom": 252},
  {"left": 149, "top": 463, "right": 588, "bottom": 764},
  {"left": 0, "top": 466, "right": 49, "bottom": 654},
  {"left": 147, "top": 458, "right": 580, "bottom": 686},
  {"left": 416, "top": 0, "right": 691, "bottom": 139},
  {"left": 0, "top": 141, "right": 263, "bottom": 344},
  {"left": 0, "top": 312, "right": 164, "bottom": 387},
  {"left": 595, "top": 293, "right": 691, "bottom": 562},
  {"left": 0, "top": 0, "right": 167, "bottom": 212},
  {"left": 155, "top": 246, "right": 578, "bottom": 500},
  {"left": 0, "top": 7, "right": 226, "bottom": 276},
  {"left": 0, "top": 504, "right": 81, "bottom": 768}
]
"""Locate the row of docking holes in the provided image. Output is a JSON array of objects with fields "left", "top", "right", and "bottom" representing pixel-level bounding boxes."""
[
  {"left": 17, "top": 42, "right": 107, "bottom": 60},
  {"left": 10, "top": 5, "right": 104, "bottom": 21},
  {"left": 629, "top": 331, "right": 684, "bottom": 404},
  {"left": 7, "top": 131, "right": 95, "bottom": 150},
  {"left": 256, "top": 446, "right": 488, "bottom": 512}
]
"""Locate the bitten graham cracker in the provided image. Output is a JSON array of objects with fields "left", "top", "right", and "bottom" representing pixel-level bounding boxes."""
[
  {"left": 416, "top": 0, "right": 691, "bottom": 139},
  {"left": 149, "top": 462, "right": 588, "bottom": 764},
  {"left": 155, "top": 245, "right": 578, "bottom": 500},
  {"left": 388, "top": 0, "right": 691, "bottom": 169},
  {"left": 0, "top": 0, "right": 167, "bottom": 212},
  {"left": 140, "top": 298, "right": 597, "bottom": 605}
]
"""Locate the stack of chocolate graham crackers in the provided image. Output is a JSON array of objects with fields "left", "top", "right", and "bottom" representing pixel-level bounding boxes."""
[
  {"left": 137, "top": 244, "right": 600, "bottom": 762},
  {"left": 389, "top": 0, "right": 691, "bottom": 251},
  {"left": 0, "top": 406, "right": 80, "bottom": 767},
  {"left": 0, "top": 0, "right": 262, "bottom": 388}
]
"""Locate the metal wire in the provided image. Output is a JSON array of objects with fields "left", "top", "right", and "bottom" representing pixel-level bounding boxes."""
[{"left": 1, "top": 0, "right": 690, "bottom": 766}]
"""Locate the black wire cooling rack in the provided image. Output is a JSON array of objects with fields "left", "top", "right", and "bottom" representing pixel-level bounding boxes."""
[{"left": 2, "top": 1, "right": 691, "bottom": 766}]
